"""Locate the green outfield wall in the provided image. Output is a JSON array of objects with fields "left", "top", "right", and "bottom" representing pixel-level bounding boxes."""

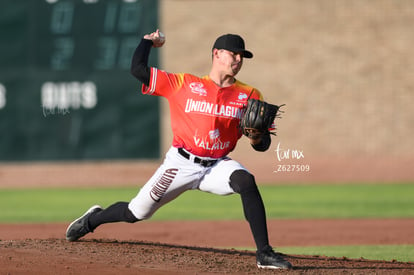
[{"left": 0, "top": 0, "right": 160, "bottom": 160}]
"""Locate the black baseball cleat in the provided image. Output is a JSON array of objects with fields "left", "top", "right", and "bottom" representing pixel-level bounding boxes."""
[
  {"left": 66, "top": 205, "right": 102, "bottom": 242},
  {"left": 256, "top": 245, "right": 293, "bottom": 269}
]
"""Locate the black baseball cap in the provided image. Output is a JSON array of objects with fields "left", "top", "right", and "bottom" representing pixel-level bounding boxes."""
[{"left": 212, "top": 34, "right": 253, "bottom": 58}]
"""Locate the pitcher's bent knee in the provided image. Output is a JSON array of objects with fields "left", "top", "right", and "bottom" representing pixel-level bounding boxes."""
[
  {"left": 229, "top": 169, "right": 257, "bottom": 194},
  {"left": 128, "top": 199, "right": 158, "bottom": 221}
]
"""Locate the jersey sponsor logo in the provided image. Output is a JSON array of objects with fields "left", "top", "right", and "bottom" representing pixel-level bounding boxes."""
[
  {"left": 238, "top": 92, "right": 248, "bottom": 101},
  {"left": 150, "top": 168, "right": 179, "bottom": 202},
  {"left": 184, "top": 99, "right": 243, "bottom": 119},
  {"left": 189, "top": 82, "right": 207, "bottom": 96},
  {"left": 228, "top": 92, "right": 249, "bottom": 106},
  {"left": 209, "top": 129, "right": 220, "bottom": 140},
  {"left": 193, "top": 129, "right": 231, "bottom": 151}
]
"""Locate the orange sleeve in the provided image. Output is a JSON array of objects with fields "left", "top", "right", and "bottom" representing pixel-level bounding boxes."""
[{"left": 142, "top": 68, "right": 185, "bottom": 98}]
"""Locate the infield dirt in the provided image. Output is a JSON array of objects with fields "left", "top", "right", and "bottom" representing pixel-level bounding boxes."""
[{"left": 1, "top": 219, "right": 414, "bottom": 274}]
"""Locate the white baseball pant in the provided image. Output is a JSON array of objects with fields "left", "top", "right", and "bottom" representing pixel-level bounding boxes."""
[{"left": 128, "top": 146, "right": 248, "bottom": 220}]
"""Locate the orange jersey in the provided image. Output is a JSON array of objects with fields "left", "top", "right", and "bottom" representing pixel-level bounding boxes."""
[{"left": 142, "top": 68, "right": 263, "bottom": 158}]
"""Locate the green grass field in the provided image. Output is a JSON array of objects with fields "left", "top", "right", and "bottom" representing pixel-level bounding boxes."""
[
  {"left": 1, "top": 183, "right": 413, "bottom": 222},
  {"left": 1, "top": 183, "right": 413, "bottom": 262}
]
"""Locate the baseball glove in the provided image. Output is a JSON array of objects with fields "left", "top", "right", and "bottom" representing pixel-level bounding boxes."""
[{"left": 240, "top": 99, "right": 284, "bottom": 140}]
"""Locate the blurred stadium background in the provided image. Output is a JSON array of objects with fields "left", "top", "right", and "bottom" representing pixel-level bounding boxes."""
[{"left": 0, "top": 0, "right": 413, "bottom": 187}]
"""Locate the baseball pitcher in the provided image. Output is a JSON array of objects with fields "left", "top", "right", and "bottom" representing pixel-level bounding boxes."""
[{"left": 66, "top": 30, "right": 291, "bottom": 270}]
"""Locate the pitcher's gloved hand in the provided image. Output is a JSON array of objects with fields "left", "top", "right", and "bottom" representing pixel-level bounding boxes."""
[{"left": 240, "top": 99, "right": 284, "bottom": 140}]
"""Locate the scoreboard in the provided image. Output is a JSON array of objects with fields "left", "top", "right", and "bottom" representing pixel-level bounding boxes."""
[{"left": 0, "top": 0, "right": 160, "bottom": 161}]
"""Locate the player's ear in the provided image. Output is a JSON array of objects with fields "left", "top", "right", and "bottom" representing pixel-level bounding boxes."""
[{"left": 212, "top": 48, "right": 220, "bottom": 60}]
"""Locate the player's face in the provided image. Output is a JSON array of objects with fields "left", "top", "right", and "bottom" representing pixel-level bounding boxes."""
[{"left": 218, "top": 49, "right": 243, "bottom": 76}]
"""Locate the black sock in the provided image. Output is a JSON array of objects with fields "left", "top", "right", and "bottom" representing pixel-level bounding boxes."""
[
  {"left": 239, "top": 186, "right": 269, "bottom": 251},
  {"left": 230, "top": 170, "right": 269, "bottom": 251},
  {"left": 88, "top": 201, "right": 139, "bottom": 231}
]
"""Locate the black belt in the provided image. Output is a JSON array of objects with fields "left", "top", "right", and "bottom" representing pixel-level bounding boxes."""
[{"left": 178, "top": 148, "right": 218, "bottom": 168}]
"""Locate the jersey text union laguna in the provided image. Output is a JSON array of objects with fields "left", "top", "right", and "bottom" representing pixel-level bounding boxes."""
[{"left": 185, "top": 99, "right": 244, "bottom": 119}]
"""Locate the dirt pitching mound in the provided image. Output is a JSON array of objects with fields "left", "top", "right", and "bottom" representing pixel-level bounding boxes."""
[{"left": 1, "top": 239, "right": 413, "bottom": 275}]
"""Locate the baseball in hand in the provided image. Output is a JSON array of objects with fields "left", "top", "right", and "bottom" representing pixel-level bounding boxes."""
[{"left": 153, "top": 31, "right": 165, "bottom": 47}]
